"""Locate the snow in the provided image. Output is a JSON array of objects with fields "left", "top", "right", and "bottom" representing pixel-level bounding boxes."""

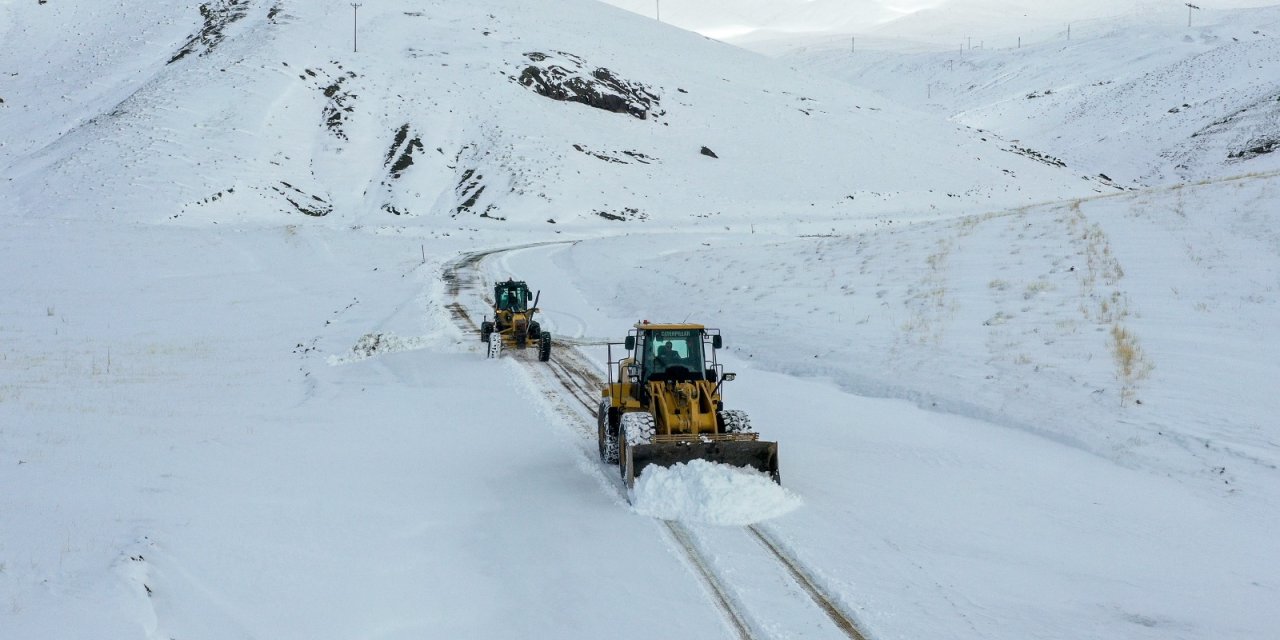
[
  {"left": 631, "top": 460, "right": 803, "bottom": 525},
  {"left": 752, "top": 4, "right": 1280, "bottom": 184},
  {"left": 2, "top": 0, "right": 1279, "bottom": 639}
]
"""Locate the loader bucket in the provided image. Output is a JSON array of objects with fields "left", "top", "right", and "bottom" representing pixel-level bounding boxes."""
[{"left": 625, "top": 440, "right": 780, "bottom": 489}]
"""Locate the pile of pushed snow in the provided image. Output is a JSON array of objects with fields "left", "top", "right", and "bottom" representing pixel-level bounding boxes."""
[
  {"left": 327, "top": 332, "right": 429, "bottom": 364},
  {"left": 630, "top": 460, "right": 802, "bottom": 525}
]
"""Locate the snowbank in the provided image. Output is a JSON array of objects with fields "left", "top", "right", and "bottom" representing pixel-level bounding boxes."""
[{"left": 630, "top": 460, "right": 802, "bottom": 525}]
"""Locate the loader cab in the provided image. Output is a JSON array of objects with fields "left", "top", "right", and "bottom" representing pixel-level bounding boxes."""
[
  {"left": 494, "top": 280, "right": 530, "bottom": 312},
  {"left": 606, "top": 322, "right": 729, "bottom": 409},
  {"left": 634, "top": 327, "right": 710, "bottom": 383}
]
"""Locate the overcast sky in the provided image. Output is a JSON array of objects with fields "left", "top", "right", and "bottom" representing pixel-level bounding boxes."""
[{"left": 597, "top": 0, "right": 1280, "bottom": 40}]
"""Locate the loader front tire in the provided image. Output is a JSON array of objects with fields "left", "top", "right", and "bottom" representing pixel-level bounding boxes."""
[
  {"left": 718, "top": 409, "right": 753, "bottom": 434},
  {"left": 480, "top": 321, "right": 493, "bottom": 343},
  {"left": 621, "top": 412, "right": 655, "bottom": 446},
  {"left": 619, "top": 412, "right": 654, "bottom": 485}
]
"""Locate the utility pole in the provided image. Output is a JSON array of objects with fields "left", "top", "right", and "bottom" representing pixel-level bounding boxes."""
[
  {"left": 967, "top": 35, "right": 972, "bottom": 50},
  {"left": 350, "top": 3, "right": 361, "bottom": 53},
  {"left": 851, "top": 36, "right": 855, "bottom": 53},
  {"left": 1067, "top": 22, "right": 1072, "bottom": 40},
  {"left": 1186, "top": 2, "right": 1201, "bottom": 27},
  {"left": 656, "top": 0, "right": 660, "bottom": 22}
]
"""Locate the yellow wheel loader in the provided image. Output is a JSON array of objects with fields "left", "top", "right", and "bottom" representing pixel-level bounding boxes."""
[
  {"left": 480, "top": 279, "right": 551, "bottom": 361},
  {"left": 598, "top": 322, "right": 779, "bottom": 488}
]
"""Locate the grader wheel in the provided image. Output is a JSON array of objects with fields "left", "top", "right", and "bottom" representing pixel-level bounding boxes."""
[
  {"left": 538, "top": 331, "right": 552, "bottom": 362},
  {"left": 486, "top": 331, "right": 503, "bottom": 359}
]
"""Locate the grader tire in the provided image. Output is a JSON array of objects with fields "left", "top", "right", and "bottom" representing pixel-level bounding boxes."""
[{"left": 538, "top": 331, "right": 552, "bottom": 362}]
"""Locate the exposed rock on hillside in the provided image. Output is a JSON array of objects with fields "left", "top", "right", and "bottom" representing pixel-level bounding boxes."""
[
  {"left": 514, "top": 51, "right": 663, "bottom": 121},
  {"left": 1008, "top": 145, "right": 1066, "bottom": 168},
  {"left": 1229, "top": 137, "right": 1279, "bottom": 160},
  {"left": 297, "top": 64, "right": 359, "bottom": 141},
  {"left": 271, "top": 181, "right": 331, "bottom": 217},
  {"left": 169, "top": 0, "right": 250, "bottom": 64},
  {"left": 455, "top": 168, "right": 499, "bottom": 219},
  {"left": 594, "top": 207, "right": 646, "bottom": 221},
  {"left": 572, "top": 144, "right": 656, "bottom": 164},
  {"left": 385, "top": 124, "right": 424, "bottom": 179},
  {"left": 1185, "top": 91, "right": 1280, "bottom": 167}
]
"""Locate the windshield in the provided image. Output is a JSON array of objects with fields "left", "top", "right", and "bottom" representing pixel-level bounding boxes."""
[
  {"left": 641, "top": 329, "right": 705, "bottom": 379},
  {"left": 496, "top": 284, "right": 529, "bottom": 311}
]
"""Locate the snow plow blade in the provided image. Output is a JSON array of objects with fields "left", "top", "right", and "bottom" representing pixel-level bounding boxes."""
[{"left": 625, "top": 439, "right": 780, "bottom": 488}]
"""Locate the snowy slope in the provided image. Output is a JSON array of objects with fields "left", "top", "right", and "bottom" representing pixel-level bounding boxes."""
[
  {"left": 0, "top": 0, "right": 1103, "bottom": 230},
  {"left": 598, "top": 0, "right": 909, "bottom": 38},
  {"left": 0, "top": 223, "right": 743, "bottom": 639},
  {"left": 497, "top": 169, "right": 1280, "bottom": 639},
  {"left": 768, "top": 5, "right": 1280, "bottom": 184},
  {"left": 543, "top": 173, "right": 1280, "bottom": 487},
  {"left": 599, "top": 0, "right": 1279, "bottom": 42}
]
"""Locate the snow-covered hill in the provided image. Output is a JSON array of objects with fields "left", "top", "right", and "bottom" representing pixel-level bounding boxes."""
[
  {"left": 2, "top": 1, "right": 1278, "bottom": 639},
  {"left": 764, "top": 5, "right": 1280, "bottom": 184},
  {"left": 599, "top": 0, "right": 910, "bottom": 38},
  {"left": 599, "top": 0, "right": 1280, "bottom": 43},
  {"left": 0, "top": 0, "right": 1105, "bottom": 230}
]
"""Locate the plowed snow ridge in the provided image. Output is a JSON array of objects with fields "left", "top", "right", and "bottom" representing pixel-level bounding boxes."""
[{"left": 631, "top": 460, "right": 803, "bottom": 525}]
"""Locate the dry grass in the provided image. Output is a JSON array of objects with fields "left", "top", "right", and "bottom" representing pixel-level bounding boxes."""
[
  {"left": 1111, "top": 323, "right": 1154, "bottom": 405},
  {"left": 1024, "top": 280, "right": 1055, "bottom": 298},
  {"left": 1064, "top": 199, "right": 1155, "bottom": 406}
]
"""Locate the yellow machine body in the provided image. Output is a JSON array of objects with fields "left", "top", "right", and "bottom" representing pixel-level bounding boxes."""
[
  {"left": 599, "top": 323, "right": 779, "bottom": 487},
  {"left": 481, "top": 279, "right": 551, "bottom": 361}
]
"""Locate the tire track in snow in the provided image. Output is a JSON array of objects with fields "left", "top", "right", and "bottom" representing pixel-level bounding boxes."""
[
  {"left": 747, "top": 525, "right": 868, "bottom": 640},
  {"left": 663, "top": 520, "right": 758, "bottom": 640},
  {"left": 442, "top": 243, "right": 870, "bottom": 640}
]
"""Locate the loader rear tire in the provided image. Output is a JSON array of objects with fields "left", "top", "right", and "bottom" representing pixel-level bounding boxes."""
[
  {"left": 597, "top": 400, "right": 618, "bottom": 464},
  {"left": 538, "top": 331, "right": 552, "bottom": 362}
]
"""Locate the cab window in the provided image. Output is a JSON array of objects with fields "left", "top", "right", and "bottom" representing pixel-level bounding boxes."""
[{"left": 643, "top": 330, "right": 704, "bottom": 378}]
